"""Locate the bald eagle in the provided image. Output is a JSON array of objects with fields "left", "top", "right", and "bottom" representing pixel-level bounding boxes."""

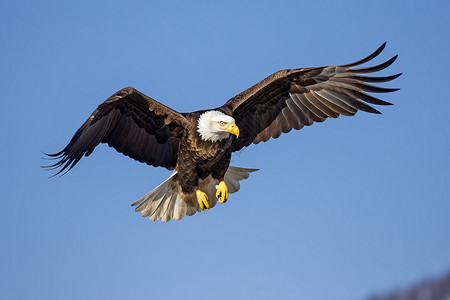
[{"left": 46, "top": 43, "right": 400, "bottom": 222}]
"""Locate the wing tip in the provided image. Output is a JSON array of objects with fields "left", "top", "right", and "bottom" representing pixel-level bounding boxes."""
[
  {"left": 340, "top": 42, "right": 389, "bottom": 68},
  {"left": 390, "top": 73, "right": 403, "bottom": 81}
]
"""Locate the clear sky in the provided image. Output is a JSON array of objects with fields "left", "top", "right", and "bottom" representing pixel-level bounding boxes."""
[{"left": 1, "top": 1, "right": 449, "bottom": 300}]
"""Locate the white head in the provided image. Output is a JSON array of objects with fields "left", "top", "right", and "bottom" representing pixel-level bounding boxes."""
[{"left": 197, "top": 110, "right": 239, "bottom": 142}]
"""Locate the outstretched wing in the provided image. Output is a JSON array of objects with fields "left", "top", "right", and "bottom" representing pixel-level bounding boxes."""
[
  {"left": 45, "top": 87, "right": 190, "bottom": 176},
  {"left": 222, "top": 42, "right": 401, "bottom": 152}
]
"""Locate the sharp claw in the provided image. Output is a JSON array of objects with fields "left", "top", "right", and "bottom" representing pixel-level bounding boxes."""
[
  {"left": 216, "top": 181, "right": 228, "bottom": 203},
  {"left": 196, "top": 190, "right": 210, "bottom": 210}
]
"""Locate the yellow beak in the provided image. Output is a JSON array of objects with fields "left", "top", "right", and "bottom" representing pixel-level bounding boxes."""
[{"left": 225, "top": 123, "right": 239, "bottom": 138}]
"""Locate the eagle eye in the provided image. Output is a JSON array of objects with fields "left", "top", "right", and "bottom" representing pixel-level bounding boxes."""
[{"left": 219, "top": 121, "right": 225, "bottom": 126}]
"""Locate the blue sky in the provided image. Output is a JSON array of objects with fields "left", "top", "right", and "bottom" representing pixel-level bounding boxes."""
[{"left": 1, "top": 1, "right": 449, "bottom": 299}]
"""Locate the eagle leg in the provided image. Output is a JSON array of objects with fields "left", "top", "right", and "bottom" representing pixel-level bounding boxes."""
[
  {"left": 196, "top": 190, "right": 210, "bottom": 210},
  {"left": 216, "top": 180, "right": 228, "bottom": 203}
]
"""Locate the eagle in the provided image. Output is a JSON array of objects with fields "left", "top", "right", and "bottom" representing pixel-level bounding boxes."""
[{"left": 45, "top": 43, "right": 400, "bottom": 222}]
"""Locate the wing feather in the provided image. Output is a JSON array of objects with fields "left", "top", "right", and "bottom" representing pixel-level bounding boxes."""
[
  {"left": 284, "top": 98, "right": 305, "bottom": 129},
  {"left": 294, "top": 94, "right": 328, "bottom": 121},
  {"left": 313, "top": 90, "right": 356, "bottom": 116},
  {"left": 304, "top": 92, "right": 339, "bottom": 118},
  {"left": 347, "top": 55, "right": 398, "bottom": 74},
  {"left": 223, "top": 43, "right": 400, "bottom": 151},
  {"left": 44, "top": 87, "right": 189, "bottom": 175},
  {"left": 289, "top": 95, "right": 316, "bottom": 125}
]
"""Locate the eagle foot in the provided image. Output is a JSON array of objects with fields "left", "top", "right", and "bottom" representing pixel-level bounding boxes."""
[
  {"left": 216, "top": 180, "right": 228, "bottom": 203},
  {"left": 196, "top": 190, "right": 210, "bottom": 210}
]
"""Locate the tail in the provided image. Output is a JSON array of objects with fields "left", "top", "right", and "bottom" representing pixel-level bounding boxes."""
[{"left": 131, "top": 166, "right": 258, "bottom": 222}]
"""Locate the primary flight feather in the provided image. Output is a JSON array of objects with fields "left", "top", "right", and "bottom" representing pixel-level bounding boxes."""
[{"left": 45, "top": 42, "right": 401, "bottom": 222}]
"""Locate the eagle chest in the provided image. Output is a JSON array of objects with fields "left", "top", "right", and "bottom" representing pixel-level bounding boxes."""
[{"left": 179, "top": 134, "right": 231, "bottom": 169}]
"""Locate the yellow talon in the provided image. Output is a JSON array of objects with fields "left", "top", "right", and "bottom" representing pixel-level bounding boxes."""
[
  {"left": 196, "top": 190, "right": 210, "bottom": 210},
  {"left": 216, "top": 180, "right": 228, "bottom": 203}
]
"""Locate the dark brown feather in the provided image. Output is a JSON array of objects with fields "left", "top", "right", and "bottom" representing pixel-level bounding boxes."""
[
  {"left": 222, "top": 43, "right": 400, "bottom": 152},
  {"left": 44, "top": 87, "right": 189, "bottom": 176}
]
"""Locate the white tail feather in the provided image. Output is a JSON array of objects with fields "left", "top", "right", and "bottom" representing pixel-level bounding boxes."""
[{"left": 132, "top": 166, "right": 258, "bottom": 222}]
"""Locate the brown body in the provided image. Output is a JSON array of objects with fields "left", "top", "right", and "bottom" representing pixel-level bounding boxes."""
[{"left": 176, "top": 112, "right": 233, "bottom": 203}]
